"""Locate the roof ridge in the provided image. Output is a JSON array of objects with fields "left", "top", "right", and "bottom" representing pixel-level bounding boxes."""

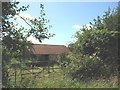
[{"left": 32, "top": 44, "right": 66, "bottom": 47}]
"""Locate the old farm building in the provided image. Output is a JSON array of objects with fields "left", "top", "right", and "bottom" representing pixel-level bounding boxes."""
[{"left": 28, "top": 44, "right": 69, "bottom": 66}]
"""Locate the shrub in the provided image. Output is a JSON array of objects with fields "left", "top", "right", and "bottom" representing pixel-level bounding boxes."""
[{"left": 66, "top": 29, "right": 119, "bottom": 81}]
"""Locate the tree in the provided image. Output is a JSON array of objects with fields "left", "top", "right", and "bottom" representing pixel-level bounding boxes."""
[
  {"left": 2, "top": 2, "right": 54, "bottom": 87},
  {"left": 67, "top": 4, "right": 120, "bottom": 81}
]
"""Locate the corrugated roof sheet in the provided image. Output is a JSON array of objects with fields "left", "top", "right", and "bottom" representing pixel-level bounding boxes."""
[{"left": 30, "top": 44, "right": 69, "bottom": 55}]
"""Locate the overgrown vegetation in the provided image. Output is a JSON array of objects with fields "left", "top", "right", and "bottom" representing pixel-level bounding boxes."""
[
  {"left": 2, "top": 1, "right": 120, "bottom": 88},
  {"left": 65, "top": 3, "right": 120, "bottom": 83},
  {"left": 2, "top": 2, "right": 53, "bottom": 88},
  {"left": 7, "top": 66, "right": 118, "bottom": 88}
]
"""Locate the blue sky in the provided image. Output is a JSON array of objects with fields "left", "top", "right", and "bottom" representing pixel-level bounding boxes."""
[{"left": 16, "top": 2, "right": 118, "bottom": 46}]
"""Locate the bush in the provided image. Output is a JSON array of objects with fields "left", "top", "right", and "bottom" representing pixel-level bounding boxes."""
[
  {"left": 66, "top": 29, "right": 119, "bottom": 81},
  {"left": 66, "top": 5, "right": 120, "bottom": 81}
]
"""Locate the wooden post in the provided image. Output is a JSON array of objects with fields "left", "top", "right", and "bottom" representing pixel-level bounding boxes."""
[
  {"left": 14, "top": 64, "right": 17, "bottom": 87},
  {"left": 20, "top": 67, "right": 22, "bottom": 85},
  {"left": 32, "top": 59, "right": 34, "bottom": 84},
  {"left": 43, "top": 67, "right": 45, "bottom": 78},
  {"left": 20, "top": 59, "right": 23, "bottom": 86}
]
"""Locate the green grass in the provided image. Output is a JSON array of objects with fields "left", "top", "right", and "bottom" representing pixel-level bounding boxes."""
[
  {"left": 30, "top": 70, "right": 118, "bottom": 88},
  {"left": 8, "top": 65, "right": 118, "bottom": 88}
]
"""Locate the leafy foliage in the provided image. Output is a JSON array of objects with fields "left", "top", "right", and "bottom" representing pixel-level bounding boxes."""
[
  {"left": 7, "top": 67, "right": 118, "bottom": 88},
  {"left": 2, "top": 2, "right": 54, "bottom": 87},
  {"left": 66, "top": 5, "right": 119, "bottom": 81}
]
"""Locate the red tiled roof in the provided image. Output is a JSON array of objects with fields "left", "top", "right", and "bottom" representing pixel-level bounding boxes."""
[{"left": 30, "top": 44, "right": 69, "bottom": 55}]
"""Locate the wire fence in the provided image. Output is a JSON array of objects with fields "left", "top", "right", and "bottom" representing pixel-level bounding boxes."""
[{"left": 8, "top": 61, "right": 61, "bottom": 87}]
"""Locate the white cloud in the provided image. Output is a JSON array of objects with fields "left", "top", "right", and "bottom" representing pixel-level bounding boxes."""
[
  {"left": 27, "top": 36, "right": 41, "bottom": 44},
  {"left": 72, "top": 24, "right": 93, "bottom": 30},
  {"left": 14, "top": 13, "right": 35, "bottom": 20},
  {"left": 72, "top": 24, "right": 83, "bottom": 30}
]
